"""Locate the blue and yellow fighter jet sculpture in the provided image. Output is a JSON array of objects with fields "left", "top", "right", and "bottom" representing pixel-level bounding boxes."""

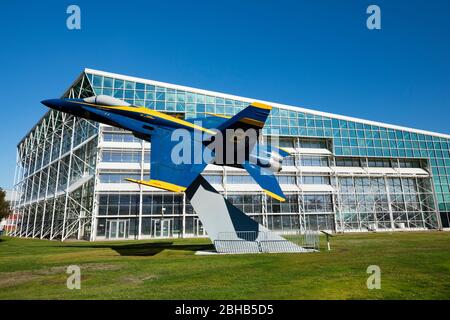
[{"left": 42, "top": 95, "right": 290, "bottom": 202}]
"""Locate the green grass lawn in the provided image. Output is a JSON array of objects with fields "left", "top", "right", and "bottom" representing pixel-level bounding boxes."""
[{"left": 0, "top": 231, "right": 449, "bottom": 299}]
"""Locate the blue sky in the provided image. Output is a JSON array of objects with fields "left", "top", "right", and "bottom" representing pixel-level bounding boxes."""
[{"left": 0, "top": 0, "right": 449, "bottom": 188}]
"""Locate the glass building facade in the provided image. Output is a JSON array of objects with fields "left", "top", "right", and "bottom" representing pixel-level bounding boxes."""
[{"left": 9, "top": 68, "right": 450, "bottom": 241}]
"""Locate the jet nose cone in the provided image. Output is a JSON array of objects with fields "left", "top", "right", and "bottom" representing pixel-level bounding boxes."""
[{"left": 41, "top": 99, "right": 61, "bottom": 110}]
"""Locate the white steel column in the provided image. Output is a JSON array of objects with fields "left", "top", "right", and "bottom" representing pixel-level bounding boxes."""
[
  {"left": 330, "top": 155, "right": 340, "bottom": 233},
  {"left": 61, "top": 117, "right": 76, "bottom": 241},
  {"left": 138, "top": 137, "right": 145, "bottom": 240},
  {"left": 50, "top": 113, "right": 66, "bottom": 240},
  {"left": 32, "top": 124, "right": 47, "bottom": 238},
  {"left": 31, "top": 171, "right": 42, "bottom": 237},
  {"left": 40, "top": 117, "right": 56, "bottom": 238},
  {"left": 89, "top": 132, "right": 101, "bottom": 242},
  {"left": 262, "top": 193, "right": 268, "bottom": 228},
  {"left": 428, "top": 173, "right": 442, "bottom": 230},
  {"left": 25, "top": 136, "right": 40, "bottom": 237},
  {"left": 415, "top": 176, "right": 427, "bottom": 229},
  {"left": 384, "top": 175, "right": 395, "bottom": 230},
  {"left": 399, "top": 177, "right": 412, "bottom": 229},
  {"left": 18, "top": 144, "right": 32, "bottom": 237}
]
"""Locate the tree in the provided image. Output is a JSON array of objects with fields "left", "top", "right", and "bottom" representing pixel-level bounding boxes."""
[{"left": 0, "top": 188, "right": 12, "bottom": 221}]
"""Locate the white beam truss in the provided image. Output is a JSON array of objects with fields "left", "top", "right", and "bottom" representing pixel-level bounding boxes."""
[{"left": 11, "top": 103, "right": 99, "bottom": 241}]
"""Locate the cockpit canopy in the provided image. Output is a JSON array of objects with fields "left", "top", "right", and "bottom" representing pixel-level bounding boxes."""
[{"left": 84, "top": 95, "right": 131, "bottom": 107}]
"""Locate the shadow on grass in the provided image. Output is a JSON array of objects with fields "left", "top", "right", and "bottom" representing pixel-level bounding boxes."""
[{"left": 65, "top": 242, "right": 215, "bottom": 256}]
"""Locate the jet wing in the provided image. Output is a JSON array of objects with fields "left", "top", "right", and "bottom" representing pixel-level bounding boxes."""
[
  {"left": 126, "top": 126, "right": 209, "bottom": 192},
  {"left": 242, "top": 161, "right": 286, "bottom": 202}
]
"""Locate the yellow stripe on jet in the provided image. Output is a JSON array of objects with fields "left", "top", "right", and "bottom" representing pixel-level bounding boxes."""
[
  {"left": 108, "top": 105, "right": 217, "bottom": 135},
  {"left": 277, "top": 147, "right": 292, "bottom": 155},
  {"left": 263, "top": 189, "right": 286, "bottom": 202},
  {"left": 77, "top": 101, "right": 216, "bottom": 135},
  {"left": 251, "top": 102, "right": 272, "bottom": 110},
  {"left": 205, "top": 112, "right": 231, "bottom": 119},
  {"left": 125, "top": 178, "right": 187, "bottom": 193},
  {"left": 206, "top": 113, "right": 265, "bottom": 127},
  {"left": 205, "top": 113, "right": 264, "bottom": 127},
  {"left": 239, "top": 117, "right": 265, "bottom": 127}
]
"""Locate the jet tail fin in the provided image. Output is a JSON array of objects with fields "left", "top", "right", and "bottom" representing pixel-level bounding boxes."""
[{"left": 216, "top": 102, "right": 272, "bottom": 132}]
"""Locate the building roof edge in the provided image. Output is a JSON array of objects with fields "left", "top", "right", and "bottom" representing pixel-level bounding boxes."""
[{"left": 85, "top": 68, "right": 450, "bottom": 140}]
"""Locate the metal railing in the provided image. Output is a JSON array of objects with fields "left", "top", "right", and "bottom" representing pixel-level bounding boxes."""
[
  {"left": 214, "top": 230, "right": 320, "bottom": 254},
  {"left": 275, "top": 230, "right": 320, "bottom": 251}
]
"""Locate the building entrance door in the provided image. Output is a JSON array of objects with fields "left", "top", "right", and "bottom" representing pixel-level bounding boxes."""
[
  {"left": 107, "top": 219, "right": 128, "bottom": 239},
  {"left": 153, "top": 219, "right": 172, "bottom": 238}
]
